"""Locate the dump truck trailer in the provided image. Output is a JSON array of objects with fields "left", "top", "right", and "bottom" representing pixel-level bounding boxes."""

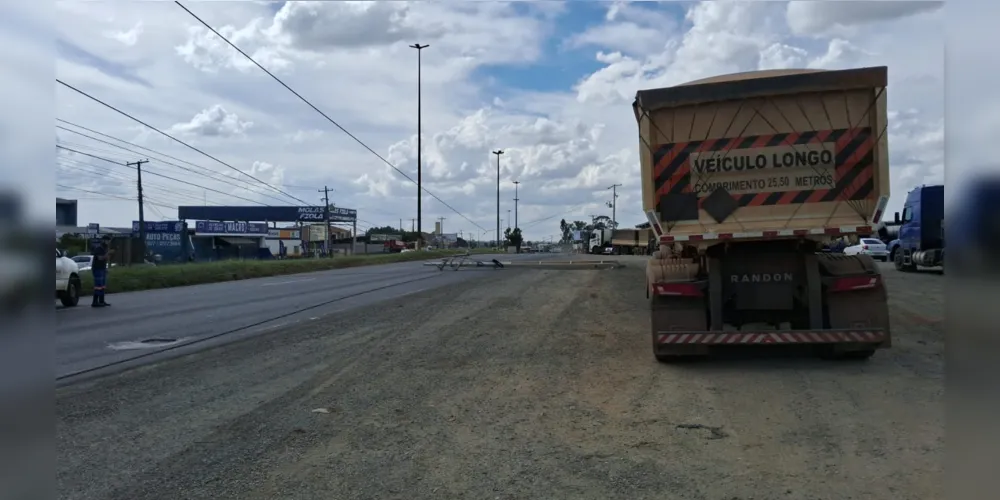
[{"left": 634, "top": 66, "right": 892, "bottom": 362}]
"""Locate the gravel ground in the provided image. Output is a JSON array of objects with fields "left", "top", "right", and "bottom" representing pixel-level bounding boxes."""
[{"left": 57, "top": 262, "right": 943, "bottom": 500}]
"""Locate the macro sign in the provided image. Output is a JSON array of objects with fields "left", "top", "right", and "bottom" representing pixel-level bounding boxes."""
[{"left": 194, "top": 221, "right": 269, "bottom": 235}]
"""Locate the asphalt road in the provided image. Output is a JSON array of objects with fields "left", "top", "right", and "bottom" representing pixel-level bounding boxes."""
[
  {"left": 55, "top": 252, "right": 557, "bottom": 384},
  {"left": 56, "top": 259, "right": 943, "bottom": 500}
]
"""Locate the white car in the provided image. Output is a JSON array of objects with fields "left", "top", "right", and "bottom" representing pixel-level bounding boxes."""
[
  {"left": 72, "top": 253, "right": 115, "bottom": 272},
  {"left": 844, "top": 238, "right": 889, "bottom": 261},
  {"left": 56, "top": 249, "right": 82, "bottom": 307}
]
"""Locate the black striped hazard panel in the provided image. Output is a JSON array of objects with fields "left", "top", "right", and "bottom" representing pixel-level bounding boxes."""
[{"left": 653, "top": 128, "right": 875, "bottom": 220}]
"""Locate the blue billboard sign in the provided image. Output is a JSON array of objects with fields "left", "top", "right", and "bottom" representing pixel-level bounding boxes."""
[
  {"left": 132, "top": 220, "right": 186, "bottom": 235},
  {"left": 178, "top": 206, "right": 357, "bottom": 223},
  {"left": 132, "top": 220, "right": 187, "bottom": 262},
  {"left": 195, "top": 221, "right": 269, "bottom": 235}
]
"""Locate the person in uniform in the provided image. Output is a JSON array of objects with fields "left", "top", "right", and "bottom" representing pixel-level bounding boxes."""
[{"left": 91, "top": 235, "right": 113, "bottom": 307}]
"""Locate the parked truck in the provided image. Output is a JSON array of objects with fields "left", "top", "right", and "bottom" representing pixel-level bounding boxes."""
[
  {"left": 889, "top": 184, "right": 944, "bottom": 271},
  {"left": 589, "top": 228, "right": 614, "bottom": 254},
  {"left": 634, "top": 66, "right": 892, "bottom": 362}
]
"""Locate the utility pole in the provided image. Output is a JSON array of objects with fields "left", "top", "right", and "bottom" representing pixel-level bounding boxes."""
[
  {"left": 410, "top": 218, "right": 416, "bottom": 232},
  {"left": 512, "top": 180, "right": 520, "bottom": 230},
  {"left": 399, "top": 219, "right": 403, "bottom": 233},
  {"left": 607, "top": 183, "right": 622, "bottom": 229},
  {"left": 507, "top": 209, "right": 511, "bottom": 231},
  {"left": 319, "top": 186, "right": 331, "bottom": 257},
  {"left": 128, "top": 159, "right": 149, "bottom": 260},
  {"left": 492, "top": 149, "right": 503, "bottom": 249},
  {"left": 410, "top": 43, "right": 429, "bottom": 250}
]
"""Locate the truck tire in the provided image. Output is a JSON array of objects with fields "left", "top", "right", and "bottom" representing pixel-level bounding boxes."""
[
  {"left": 60, "top": 275, "right": 80, "bottom": 307},
  {"left": 894, "top": 252, "right": 916, "bottom": 272}
]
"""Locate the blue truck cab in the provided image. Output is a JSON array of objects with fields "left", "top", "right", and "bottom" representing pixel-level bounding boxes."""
[{"left": 891, "top": 184, "right": 944, "bottom": 271}]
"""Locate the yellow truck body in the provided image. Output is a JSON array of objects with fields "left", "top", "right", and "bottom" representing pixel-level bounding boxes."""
[{"left": 633, "top": 67, "right": 890, "bottom": 248}]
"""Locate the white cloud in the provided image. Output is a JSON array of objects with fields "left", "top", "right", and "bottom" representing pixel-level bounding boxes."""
[
  {"left": 787, "top": 0, "right": 943, "bottom": 37},
  {"left": 167, "top": 105, "right": 254, "bottom": 138},
  {"left": 104, "top": 21, "right": 144, "bottom": 47},
  {"left": 42, "top": 0, "right": 955, "bottom": 240}
]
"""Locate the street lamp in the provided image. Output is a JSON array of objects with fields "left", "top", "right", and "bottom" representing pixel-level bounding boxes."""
[
  {"left": 512, "top": 180, "right": 520, "bottom": 230},
  {"left": 492, "top": 149, "right": 504, "bottom": 249},
  {"left": 410, "top": 43, "right": 429, "bottom": 249}
]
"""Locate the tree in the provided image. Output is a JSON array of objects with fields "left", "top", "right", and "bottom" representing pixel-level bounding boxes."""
[
  {"left": 503, "top": 227, "right": 523, "bottom": 250},
  {"left": 591, "top": 215, "right": 615, "bottom": 230},
  {"left": 559, "top": 219, "right": 571, "bottom": 243}
]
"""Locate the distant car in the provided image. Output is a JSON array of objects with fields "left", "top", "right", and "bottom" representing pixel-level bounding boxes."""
[
  {"left": 844, "top": 238, "right": 889, "bottom": 261},
  {"left": 56, "top": 249, "right": 81, "bottom": 307},
  {"left": 72, "top": 254, "right": 93, "bottom": 271},
  {"left": 72, "top": 253, "right": 116, "bottom": 272}
]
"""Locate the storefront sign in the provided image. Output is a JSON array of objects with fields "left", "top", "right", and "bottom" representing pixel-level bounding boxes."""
[{"left": 195, "top": 220, "right": 269, "bottom": 235}]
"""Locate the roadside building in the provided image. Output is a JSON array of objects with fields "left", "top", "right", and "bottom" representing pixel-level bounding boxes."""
[
  {"left": 190, "top": 221, "right": 267, "bottom": 260},
  {"left": 264, "top": 227, "right": 302, "bottom": 258}
]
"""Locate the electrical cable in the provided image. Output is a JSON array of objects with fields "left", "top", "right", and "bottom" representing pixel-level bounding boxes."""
[
  {"left": 56, "top": 123, "right": 293, "bottom": 205},
  {"left": 55, "top": 78, "right": 309, "bottom": 206},
  {"left": 174, "top": 0, "right": 488, "bottom": 232},
  {"left": 57, "top": 145, "right": 268, "bottom": 206}
]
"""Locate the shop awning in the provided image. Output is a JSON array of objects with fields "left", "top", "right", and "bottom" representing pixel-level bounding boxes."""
[{"left": 218, "top": 236, "right": 260, "bottom": 246}]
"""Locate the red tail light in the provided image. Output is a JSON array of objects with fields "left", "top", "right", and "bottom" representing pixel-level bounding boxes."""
[
  {"left": 862, "top": 245, "right": 869, "bottom": 250},
  {"left": 653, "top": 282, "right": 703, "bottom": 297},
  {"left": 829, "top": 275, "right": 881, "bottom": 293}
]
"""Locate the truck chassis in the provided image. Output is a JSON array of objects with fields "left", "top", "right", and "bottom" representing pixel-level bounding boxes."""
[{"left": 648, "top": 239, "right": 891, "bottom": 362}]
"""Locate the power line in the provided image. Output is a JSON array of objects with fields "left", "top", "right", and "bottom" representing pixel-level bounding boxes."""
[
  {"left": 57, "top": 145, "right": 267, "bottom": 206},
  {"left": 174, "top": 0, "right": 487, "bottom": 232},
  {"left": 55, "top": 121, "right": 293, "bottom": 205},
  {"left": 55, "top": 79, "right": 309, "bottom": 206},
  {"left": 520, "top": 203, "right": 593, "bottom": 229},
  {"left": 56, "top": 184, "right": 176, "bottom": 209},
  {"left": 57, "top": 154, "right": 238, "bottom": 206},
  {"left": 57, "top": 156, "right": 219, "bottom": 206}
]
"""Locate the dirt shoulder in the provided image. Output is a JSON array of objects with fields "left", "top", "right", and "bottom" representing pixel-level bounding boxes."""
[{"left": 57, "top": 263, "right": 942, "bottom": 500}]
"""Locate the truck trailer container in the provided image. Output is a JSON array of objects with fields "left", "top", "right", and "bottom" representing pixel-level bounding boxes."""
[{"left": 634, "top": 66, "right": 892, "bottom": 362}]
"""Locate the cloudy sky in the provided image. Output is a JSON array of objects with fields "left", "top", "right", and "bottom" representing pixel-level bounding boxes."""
[{"left": 8, "top": 1, "right": 970, "bottom": 239}]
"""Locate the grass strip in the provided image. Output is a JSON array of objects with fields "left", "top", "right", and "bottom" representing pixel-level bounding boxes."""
[{"left": 78, "top": 249, "right": 498, "bottom": 295}]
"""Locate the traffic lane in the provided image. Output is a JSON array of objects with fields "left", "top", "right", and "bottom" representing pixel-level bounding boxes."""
[
  {"left": 55, "top": 264, "right": 423, "bottom": 332},
  {"left": 55, "top": 260, "right": 428, "bottom": 318},
  {"left": 55, "top": 253, "right": 537, "bottom": 323},
  {"left": 55, "top": 258, "right": 522, "bottom": 382},
  {"left": 55, "top": 252, "right": 551, "bottom": 338}
]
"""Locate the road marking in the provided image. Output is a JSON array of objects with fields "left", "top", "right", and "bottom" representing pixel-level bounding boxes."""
[{"left": 261, "top": 278, "right": 316, "bottom": 287}]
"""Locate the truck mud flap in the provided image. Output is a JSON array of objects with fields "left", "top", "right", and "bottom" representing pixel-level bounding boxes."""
[{"left": 650, "top": 296, "right": 709, "bottom": 356}]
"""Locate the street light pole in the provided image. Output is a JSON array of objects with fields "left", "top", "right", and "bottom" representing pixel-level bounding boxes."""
[
  {"left": 492, "top": 149, "right": 504, "bottom": 248},
  {"left": 410, "top": 43, "right": 429, "bottom": 249},
  {"left": 607, "top": 183, "right": 622, "bottom": 229},
  {"left": 512, "top": 180, "right": 520, "bottom": 230}
]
